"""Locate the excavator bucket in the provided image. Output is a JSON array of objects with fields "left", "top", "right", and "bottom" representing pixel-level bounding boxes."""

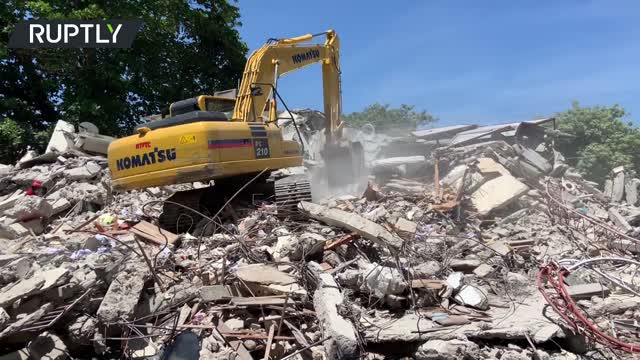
[{"left": 323, "top": 141, "right": 366, "bottom": 189}]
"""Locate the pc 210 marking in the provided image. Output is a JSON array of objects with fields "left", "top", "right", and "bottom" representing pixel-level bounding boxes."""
[{"left": 253, "top": 138, "right": 270, "bottom": 159}]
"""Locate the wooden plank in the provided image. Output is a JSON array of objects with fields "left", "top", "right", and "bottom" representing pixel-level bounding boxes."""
[
  {"left": 131, "top": 220, "right": 178, "bottom": 246},
  {"left": 231, "top": 296, "right": 290, "bottom": 306},
  {"left": 263, "top": 325, "right": 275, "bottom": 360},
  {"left": 410, "top": 279, "right": 445, "bottom": 290}
]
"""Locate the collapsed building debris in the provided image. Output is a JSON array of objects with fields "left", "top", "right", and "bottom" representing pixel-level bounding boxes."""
[{"left": 0, "top": 113, "right": 638, "bottom": 359}]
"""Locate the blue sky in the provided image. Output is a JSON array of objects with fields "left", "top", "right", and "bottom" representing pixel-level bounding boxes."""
[{"left": 238, "top": 1, "right": 640, "bottom": 126}]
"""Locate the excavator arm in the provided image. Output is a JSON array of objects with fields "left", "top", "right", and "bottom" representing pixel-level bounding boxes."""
[{"left": 233, "top": 30, "right": 343, "bottom": 144}]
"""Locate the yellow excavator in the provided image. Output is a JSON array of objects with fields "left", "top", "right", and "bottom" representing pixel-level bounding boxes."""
[{"left": 107, "top": 30, "right": 364, "bottom": 231}]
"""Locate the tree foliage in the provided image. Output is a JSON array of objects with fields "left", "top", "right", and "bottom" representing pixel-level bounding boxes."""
[
  {"left": 343, "top": 103, "right": 437, "bottom": 134},
  {"left": 0, "top": 0, "right": 247, "bottom": 164},
  {"left": 557, "top": 102, "right": 640, "bottom": 184}
]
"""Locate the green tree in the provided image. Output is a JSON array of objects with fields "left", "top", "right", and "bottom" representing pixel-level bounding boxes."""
[
  {"left": 0, "top": 0, "right": 247, "bottom": 164},
  {"left": 556, "top": 102, "right": 640, "bottom": 184},
  {"left": 343, "top": 103, "right": 437, "bottom": 134}
]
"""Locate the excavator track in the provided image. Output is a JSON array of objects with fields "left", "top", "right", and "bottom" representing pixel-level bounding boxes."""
[{"left": 274, "top": 174, "right": 312, "bottom": 219}]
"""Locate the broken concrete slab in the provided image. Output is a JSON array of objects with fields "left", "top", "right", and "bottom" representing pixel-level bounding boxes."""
[
  {"left": 476, "top": 157, "right": 510, "bottom": 176},
  {"left": 394, "top": 218, "right": 417, "bottom": 239},
  {"left": 449, "top": 259, "right": 482, "bottom": 273},
  {"left": 67, "top": 315, "right": 98, "bottom": 345},
  {"left": 414, "top": 339, "right": 480, "bottom": 360},
  {"left": 612, "top": 168, "right": 625, "bottom": 203},
  {"left": 454, "top": 285, "right": 489, "bottom": 310},
  {"left": 298, "top": 201, "right": 403, "bottom": 251},
  {"left": 0, "top": 274, "right": 45, "bottom": 307},
  {"left": 45, "top": 120, "right": 75, "bottom": 154},
  {"left": 604, "top": 179, "right": 613, "bottom": 199},
  {"left": 608, "top": 207, "right": 633, "bottom": 233},
  {"left": 473, "top": 264, "right": 494, "bottom": 278},
  {"left": 63, "top": 161, "right": 101, "bottom": 180},
  {"left": 309, "top": 262, "right": 359, "bottom": 359},
  {"left": 28, "top": 331, "right": 69, "bottom": 360},
  {"left": 360, "top": 263, "right": 407, "bottom": 298},
  {"left": 0, "top": 220, "right": 29, "bottom": 240},
  {"left": 74, "top": 132, "right": 115, "bottom": 155},
  {"left": 370, "top": 156, "right": 426, "bottom": 172},
  {"left": 626, "top": 178, "right": 640, "bottom": 206},
  {"left": 0, "top": 303, "right": 54, "bottom": 339},
  {"left": 2, "top": 196, "right": 53, "bottom": 221},
  {"left": 516, "top": 145, "right": 552, "bottom": 173},
  {"left": 470, "top": 175, "right": 529, "bottom": 216},
  {"left": 441, "top": 165, "right": 468, "bottom": 188},
  {"left": 97, "top": 269, "right": 147, "bottom": 323},
  {"left": 0, "top": 308, "right": 9, "bottom": 331},
  {"left": 567, "top": 283, "right": 610, "bottom": 300},
  {"left": 199, "top": 285, "right": 231, "bottom": 302},
  {"left": 235, "top": 264, "right": 297, "bottom": 286},
  {"left": 49, "top": 198, "right": 72, "bottom": 216}
]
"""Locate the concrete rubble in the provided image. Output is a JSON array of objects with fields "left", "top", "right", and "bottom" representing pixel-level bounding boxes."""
[{"left": 0, "top": 113, "right": 636, "bottom": 359}]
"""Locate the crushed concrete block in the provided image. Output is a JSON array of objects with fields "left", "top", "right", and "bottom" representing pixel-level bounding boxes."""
[
  {"left": 626, "top": 178, "right": 640, "bottom": 206},
  {"left": 473, "top": 264, "right": 494, "bottom": 278},
  {"left": 274, "top": 232, "right": 325, "bottom": 261},
  {"left": 309, "top": 262, "right": 359, "bottom": 359},
  {"left": 0, "top": 308, "right": 9, "bottom": 331},
  {"left": 45, "top": 120, "right": 75, "bottom": 154},
  {"left": 360, "top": 262, "right": 407, "bottom": 297},
  {"left": 63, "top": 161, "right": 101, "bottom": 180},
  {"left": 441, "top": 164, "right": 468, "bottom": 188},
  {"left": 49, "top": 198, "right": 72, "bottom": 216},
  {"left": 567, "top": 283, "right": 610, "bottom": 300},
  {"left": 236, "top": 264, "right": 297, "bottom": 286},
  {"left": 0, "top": 274, "right": 45, "bottom": 307},
  {"left": 0, "top": 164, "right": 12, "bottom": 177},
  {"left": 371, "top": 156, "right": 425, "bottom": 173},
  {"left": 0, "top": 221, "right": 29, "bottom": 240},
  {"left": 28, "top": 331, "right": 68, "bottom": 360},
  {"left": 476, "top": 157, "right": 510, "bottom": 176},
  {"left": 609, "top": 207, "right": 633, "bottom": 233},
  {"left": 75, "top": 132, "right": 115, "bottom": 155},
  {"left": 414, "top": 339, "right": 480, "bottom": 360},
  {"left": 2, "top": 196, "right": 53, "bottom": 221},
  {"left": 410, "top": 261, "right": 441, "bottom": 278},
  {"left": 507, "top": 272, "right": 530, "bottom": 296},
  {"left": 394, "top": 218, "right": 417, "bottom": 239},
  {"left": 604, "top": 179, "right": 613, "bottom": 199},
  {"left": 299, "top": 201, "right": 403, "bottom": 251},
  {"left": 612, "top": 168, "right": 625, "bottom": 203},
  {"left": 0, "top": 348, "right": 29, "bottom": 360},
  {"left": 97, "top": 269, "right": 147, "bottom": 323},
  {"left": 0, "top": 190, "right": 23, "bottom": 213},
  {"left": 0, "top": 303, "right": 53, "bottom": 339},
  {"left": 453, "top": 285, "right": 489, "bottom": 310},
  {"left": 198, "top": 285, "right": 231, "bottom": 302},
  {"left": 67, "top": 315, "right": 98, "bottom": 344},
  {"left": 470, "top": 175, "right": 529, "bottom": 216},
  {"left": 224, "top": 318, "right": 244, "bottom": 331},
  {"left": 21, "top": 218, "right": 44, "bottom": 235},
  {"left": 449, "top": 259, "right": 482, "bottom": 273},
  {"left": 517, "top": 146, "right": 552, "bottom": 173},
  {"left": 446, "top": 272, "right": 465, "bottom": 291}
]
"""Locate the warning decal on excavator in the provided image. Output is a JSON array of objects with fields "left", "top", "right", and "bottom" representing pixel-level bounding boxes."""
[
  {"left": 253, "top": 138, "right": 270, "bottom": 159},
  {"left": 179, "top": 135, "right": 197, "bottom": 145}
]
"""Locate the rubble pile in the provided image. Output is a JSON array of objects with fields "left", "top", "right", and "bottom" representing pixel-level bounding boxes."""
[{"left": 0, "top": 116, "right": 639, "bottom": 359}]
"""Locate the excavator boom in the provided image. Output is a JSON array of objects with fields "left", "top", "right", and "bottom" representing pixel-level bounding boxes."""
[{"left": 233, "top": 30, "right": 344, "bottom": 144}]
